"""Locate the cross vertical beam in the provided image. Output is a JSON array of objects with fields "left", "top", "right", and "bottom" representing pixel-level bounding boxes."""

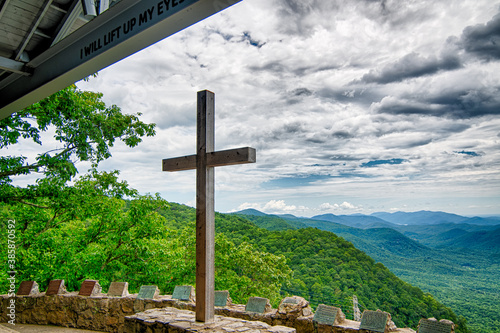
[
  {"left": 162, "top": 90, "right": 256, "bottom": 323},
  {"left": 196, "top": 90, "right": 215, "bottom": 322}
]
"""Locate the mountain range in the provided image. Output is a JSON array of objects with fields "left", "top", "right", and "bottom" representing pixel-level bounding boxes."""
[
  {"left": 230, "top": 209, "right": 500, "bottom": 333},
  {"left": 234, "top": 209, "right": 500, "bottom": 254}
]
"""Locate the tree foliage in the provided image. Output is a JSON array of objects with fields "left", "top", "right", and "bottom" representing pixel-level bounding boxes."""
[
  {"left": 0, "top": 172, "right": 291, "bottom": 306},
  {"left": 0, "top": 84, "right": 155, "bottom": 188},
  {"left": 214, "top": 214, "right": 471, "bottom": 332}
]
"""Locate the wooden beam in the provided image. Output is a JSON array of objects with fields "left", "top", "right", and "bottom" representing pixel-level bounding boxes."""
[
  {"left": 0, "top": 0, "right": 12, "bottom": 21},
  {"left": 208, "top": 147, "right": 256, "bottom": 168},
  {"left": 162, "top": 154, "right": 197, "bottom": 172},
  {"left": 15, "top": 0, "right": 54, "bottom": 61},
  {"left": 51, "top": 0, "right": 83, "bottom": 46},
  {"left": 0, "top": 56, "right": 32, "bottom": 76},
  {"left": 195, "top": 90, "right": 215, "bottom": 323},
  {"left": 162, "top": 147, "right": 256, "bottom": 172}
]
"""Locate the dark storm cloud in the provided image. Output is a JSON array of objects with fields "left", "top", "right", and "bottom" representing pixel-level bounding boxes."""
[
  {"left": 292, "top": 88, "right": 313, "bottom": 97},
  {"left": 373, "top": 86, "right": 500, "bottom": 118},
  {"left": 267, "top": 121, "right": 306, "bottom": 141},
  {"left": 248, "top": 61, "right": 340, "bottom": 78},
  {"left": 355, "top": 11, "right": 499, "bottom": 86},
  {"left": 276, "top": 0, "right": 432, "bottom": 36},
  {"left": 426, "top": 87, "right": 500, "bottom": 118},
  {"left": 304, "top": 130, "right": 354, "bottom": 144},
  {"left": 317, "top": 87, "right": 383, "bottom": 107},
  {"left": 331, "top": 130, "right": 354, "bottom": 139},
  {"left": 285, "top": 88, "right": 314, "bottom": 104},
  {"left": 460, "top": 12, "right": 500, "bottom": 61},
  {"left": 389, "top": 138, "right": 434, "bottom": 149},
  {"left": 359, "top": 52, "right": 462, "bottom": 84}
]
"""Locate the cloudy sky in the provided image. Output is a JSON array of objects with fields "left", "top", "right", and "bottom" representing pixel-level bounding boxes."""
[{"left": 75, "top": 0, "right": 500, "bottom": 217}]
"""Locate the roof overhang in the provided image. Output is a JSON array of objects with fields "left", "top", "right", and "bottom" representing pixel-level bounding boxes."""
[{"left": 0, "top": 0, "right": 240, "bottom": 119}]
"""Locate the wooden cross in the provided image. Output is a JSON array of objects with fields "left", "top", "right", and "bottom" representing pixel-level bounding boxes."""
[{"left": 162, "top": 90, "right": 256, "bottom": 322}]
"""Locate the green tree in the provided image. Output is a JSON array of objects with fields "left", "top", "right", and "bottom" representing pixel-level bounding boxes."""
[
  {"left": 0, "top": 171, "right": 167, "bottom": 292},
  {"left": 0, "top": 84, "right": 155, "bottom": 190},
  {"left": 0, "top": 84, "right": 157, "bottom": 292},
  {"left": 0, "top": 172, "right": 292, "bottom": 304},
  {"left": 154, "top": 223, "right": 292, "bottom": 306}
]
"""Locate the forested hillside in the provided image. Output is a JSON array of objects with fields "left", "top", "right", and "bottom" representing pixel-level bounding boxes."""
[
  {"left": 1, "top": 197, "right": 471, "bottom": 332},
  {"left": 162, "top": 204, "right": 470, "bottom": 331},
  {"left": 234, "top": 210, "right": 499, "bottom": 333}
]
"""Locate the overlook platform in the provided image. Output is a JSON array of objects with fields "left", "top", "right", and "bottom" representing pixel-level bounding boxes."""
[{"left": 1, "top": 293, "right": 426, "bottom": 333}]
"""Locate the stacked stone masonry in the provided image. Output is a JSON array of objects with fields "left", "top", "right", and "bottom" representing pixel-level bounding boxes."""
[{"left": 0, "top": 293, "right": 431, "bottom": 333}]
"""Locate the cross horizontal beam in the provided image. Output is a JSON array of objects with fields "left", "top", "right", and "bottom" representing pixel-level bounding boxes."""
[{"left": 163, "top": 147, "right": 256, "bottom": 172}]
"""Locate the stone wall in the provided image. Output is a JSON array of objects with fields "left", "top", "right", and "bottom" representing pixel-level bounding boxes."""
[
  {"left": 0, "top": 292, "right": 194, "bottom": 332},
  {"left": 0, "top": 293, "right": 417, "bottom": 333}
]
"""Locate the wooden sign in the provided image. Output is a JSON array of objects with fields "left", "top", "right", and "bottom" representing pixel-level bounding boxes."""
[
  {"left": 78, "top": 280, "right": 101, "bottom": 296},
  {"left": 137, "top": 285, "right": 159, "bottom": 300},
  {"left": 245, "top": 297, "right": 269, "bottom": 314},
  {"left": 172, "top": 285, "right": 194, "bottom": 301},
  {"left": 360, "top": 310, "right": 389, "bottom": 333},
  {"left": 313, "top": 304, "right": 340, "bottom": 326},
  {"left": 45, "top": 279, "right": 65, "bottom": 296},
  {"left": 16, "top": 281, "right": 39, "bottom": 296},
  {"left": 418, "top": 319, "right": 453, "bottom": 333},
  {"left": 107, "top": 282, "right": 129, "bottom": 297},
  {"left": 214, "top": 290, "right": 229, "bottom": 307}
]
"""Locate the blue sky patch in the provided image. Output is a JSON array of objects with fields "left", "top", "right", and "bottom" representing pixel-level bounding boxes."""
[
  {"left": 455, "top": 150, "right": 481, "bottom": 157},
  {"left": 360, "top": 159, "right": 407, "bottom": 168},
  {"left": 262, "top": 174, "right": 331, "bottom": 189}
]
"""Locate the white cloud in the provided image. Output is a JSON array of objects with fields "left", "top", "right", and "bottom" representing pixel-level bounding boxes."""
[
  {"left": 320, "top": 201, "right": 362, "bottom": 212},
  {"left": 70, "top": 0, "right": 500, "bottom": 217},
  {"left": 231, "top": 200, "right": 309, "bottom": 215},
  {"left": 263, "top": 200, "right": 297, "bottom": 212}
]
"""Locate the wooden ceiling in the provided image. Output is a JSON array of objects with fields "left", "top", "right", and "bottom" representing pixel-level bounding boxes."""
[
  {"left": 0, "top": 0, "right": 240, "bottom": 119},
  {"left": 0, "top": 0, "right": 92, "bottom": 77}
]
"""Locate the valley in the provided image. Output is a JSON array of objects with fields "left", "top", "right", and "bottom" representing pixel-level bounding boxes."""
[{"left": 233, "top": 209, "right": 500, "bottom": 333}]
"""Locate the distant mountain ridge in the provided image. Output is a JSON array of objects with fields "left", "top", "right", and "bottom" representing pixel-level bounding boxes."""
[
  {"left": 231, "top": 209, "right": 500, "bottom": 254},
  {"left": 370, "top": 210, "right": 500, "bottom": 226},
  {"left": 311, "top": 213, "right": 396, "bottom": 229},
  {"left": 234, "top": 208, "right": 269, "bottom": 216}
]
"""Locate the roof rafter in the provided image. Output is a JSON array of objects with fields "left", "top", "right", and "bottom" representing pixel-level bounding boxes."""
[
  {"left": 15, "top": 0, "right": 54, "bottom": 61},
  {"left": 51, "top": 0, "right": 83, "bottom": 46},
  {"left": 0, "top": 56, "right": 33, "bottom": 76},
  {"left": 0, "top": 0, "right": 11, "bottom": 21}
]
